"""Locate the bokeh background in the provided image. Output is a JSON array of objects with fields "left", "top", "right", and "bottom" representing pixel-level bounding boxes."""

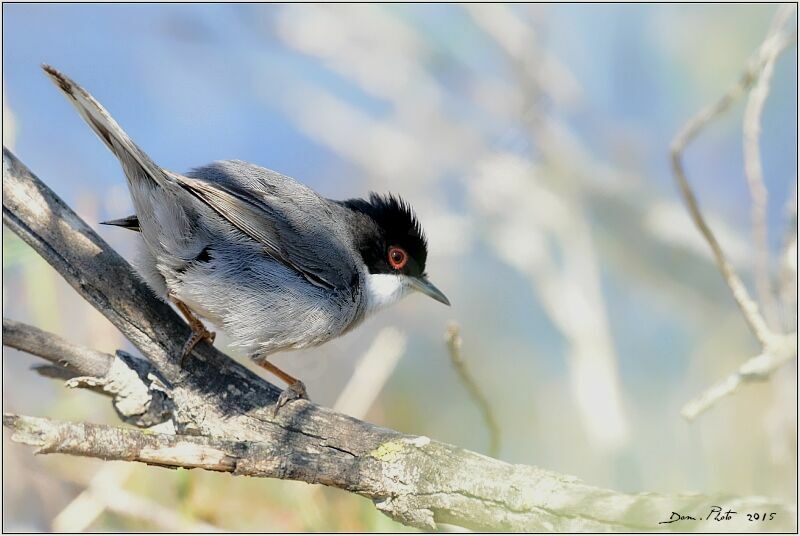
[{"left": 3, "top": 3, "right": 797, "bottom": 532}]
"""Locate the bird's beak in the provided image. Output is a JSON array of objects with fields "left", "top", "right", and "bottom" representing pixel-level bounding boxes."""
[{"left": 409, "top": 276, "right": 451, "bottom": 306}]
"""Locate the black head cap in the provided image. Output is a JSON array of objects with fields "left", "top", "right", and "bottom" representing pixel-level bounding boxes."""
[{"left": 341, "top": 193, "right": 428, "bottom": 277}]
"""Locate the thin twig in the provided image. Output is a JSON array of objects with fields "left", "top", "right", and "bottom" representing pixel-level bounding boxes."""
[
  {"left": 3, "top": 317, "right": 112, "bottom": 377},
  {"left": 445, "top": 322, "right": 501, "bottom": 458},
  {"left": 672, "top": 120, "right": 769, "bottom": 345},
  {"left": 69, "top": 481, "right": 225, "bottom": 532},
  {"left": 51, "top": 465, "right": 134, "bottom": 532},
  {"left": 670, "top": 19, "right": 795, "bottom": 346},
  {"left": 742, "top": 5, "right": 798, "bottom": 329},
  {"left": 671, "top": 7, "right": 797, "bottom": 419},
  {"left": 778, "top": 179, "right": 798, "bottom": 331},
  {"left": 681, "top": 333, "right": 798, "bottom": 420}
]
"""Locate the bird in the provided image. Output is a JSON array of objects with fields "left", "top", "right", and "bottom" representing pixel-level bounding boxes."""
[{"left": 43, "top": 65, "right": 450, "bottom": 412}]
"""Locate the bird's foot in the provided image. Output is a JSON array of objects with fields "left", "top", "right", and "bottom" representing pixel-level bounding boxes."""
[
  {"left": 273, "top": 380, "right": 308, "bottom": 416},
  {"left": 179, "top": 325, "right": 216, "bottom": 367},
  {"left": 255, "top": 359, "right": 309, "bottom": 415},
  {"left": 170, "top": 295, "right": 216, "bottom": 366}
]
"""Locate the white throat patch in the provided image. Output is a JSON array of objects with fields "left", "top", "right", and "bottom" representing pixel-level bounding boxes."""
[{"left": 364, "top": 273, "right": 410, "bottom": 314}]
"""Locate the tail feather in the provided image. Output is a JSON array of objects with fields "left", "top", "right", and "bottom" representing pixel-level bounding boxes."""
[{"left": 42, "top": 65, "right": 168, "bottom": 189}]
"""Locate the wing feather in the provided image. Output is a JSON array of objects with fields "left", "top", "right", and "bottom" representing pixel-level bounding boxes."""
[{"left": 174, "top": 172, "right": 354, "bottom": 291}]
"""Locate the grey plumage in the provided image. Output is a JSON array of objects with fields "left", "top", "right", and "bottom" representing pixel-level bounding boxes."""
[
  {"left": 166, "top": 160, "right": 368, "bottom": 355},
  {"left": 42, "top": 65, "right": 448, "bottom": 371},
  {"left": 44, "top": 66, "right": 368, "bottom": 359}
]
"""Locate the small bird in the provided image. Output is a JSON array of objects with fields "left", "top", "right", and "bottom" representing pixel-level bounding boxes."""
[{"left": 43, "top": 65, "right": 449, "bottom": 412}]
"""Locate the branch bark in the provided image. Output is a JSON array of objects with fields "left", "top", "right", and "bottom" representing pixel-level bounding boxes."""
[
  {"left": 3, "top": 317, "right": 112, "bottom": 377},
  {"left": 3, "top": 318, "right": 173, "bottom": 427},
  {"left": 3, "top": 145, "right": 796, "bottom": 531},
  {"left": 6, "top": 414, "right": 797, "bottom": 532}
]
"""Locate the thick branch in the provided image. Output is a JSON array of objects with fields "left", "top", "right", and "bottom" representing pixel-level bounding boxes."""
[
  {"left": 3, "top": 146, "right": 284, "bottom": 435},
  {"left": 2, "top": 146, "right": 225, "bottom": 384},
  {"left": 7, "top": 414, "right": 797, "bottom": 532}
]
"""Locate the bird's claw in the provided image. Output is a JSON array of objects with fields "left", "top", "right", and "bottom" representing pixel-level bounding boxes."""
[
  {"left": 179, "top": 327, "right": 216, "bottom": 367},
  {"left": 273, "top": 380, "right": 308, "bottom": 416}
]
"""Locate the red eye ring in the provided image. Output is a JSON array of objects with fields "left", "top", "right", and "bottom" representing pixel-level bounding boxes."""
[{"left": 388, "top": 246, "right": 408, "bottom": 270}]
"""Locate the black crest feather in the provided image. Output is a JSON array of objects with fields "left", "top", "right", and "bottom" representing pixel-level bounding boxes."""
[{"left": 341, "top": 192, "right": 428, "bottom": 276}]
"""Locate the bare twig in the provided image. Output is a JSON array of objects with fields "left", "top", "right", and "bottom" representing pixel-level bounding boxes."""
[
  {"left": 742, "top": 5, "right": 798, "bottom": 329},
  {"left": 51, "top": 465, "right": 134, "bottom": 533},
  {"left": 672, "top": 120, "right": 769, "bottom": 345},
  {"left": 778, "top": 179, "right": 798, "bottom": 331},
  {"left": 681, "top": 333, "right": 798, "bottom": 420},
  {"left": 59, "top": 479, "right": 225, "bottom": 532},
  {"left": 670, "top": 16, "right": 795, "bottom": 346},
  {"left": 671, "top": 7, "right": 797, "bottom": 420},
  {"left": 445, "top": 322, "right": 501, "bottom": 458},
  {"left": 3, "top": 317, "right": 112, "bottom": 377}
]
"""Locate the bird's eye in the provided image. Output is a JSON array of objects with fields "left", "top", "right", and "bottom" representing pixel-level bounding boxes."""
[{"left": 388, "top": 246, "right": 408, "bottom": 270}]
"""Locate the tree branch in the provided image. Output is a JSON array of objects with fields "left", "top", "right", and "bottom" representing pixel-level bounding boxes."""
[
  {"left": 3, "top": 317, "right": 112, "bottom": 377},
  {"left": 3, "top": 318, "right": 173, "bottom": 427},
  {"left": 2, "top": 146, "right": 228, "bottom": 385},
  {"left": 6, "top": 414, "right": 796, "bottom": 532}
]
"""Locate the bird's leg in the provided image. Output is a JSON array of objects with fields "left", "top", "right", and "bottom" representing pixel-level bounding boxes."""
[
  {"left": 170, "top": 296, "right": 216, "bottom": 366},
  {"left": 257, "top": 360, "right": 309, "bottom": 415}
]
